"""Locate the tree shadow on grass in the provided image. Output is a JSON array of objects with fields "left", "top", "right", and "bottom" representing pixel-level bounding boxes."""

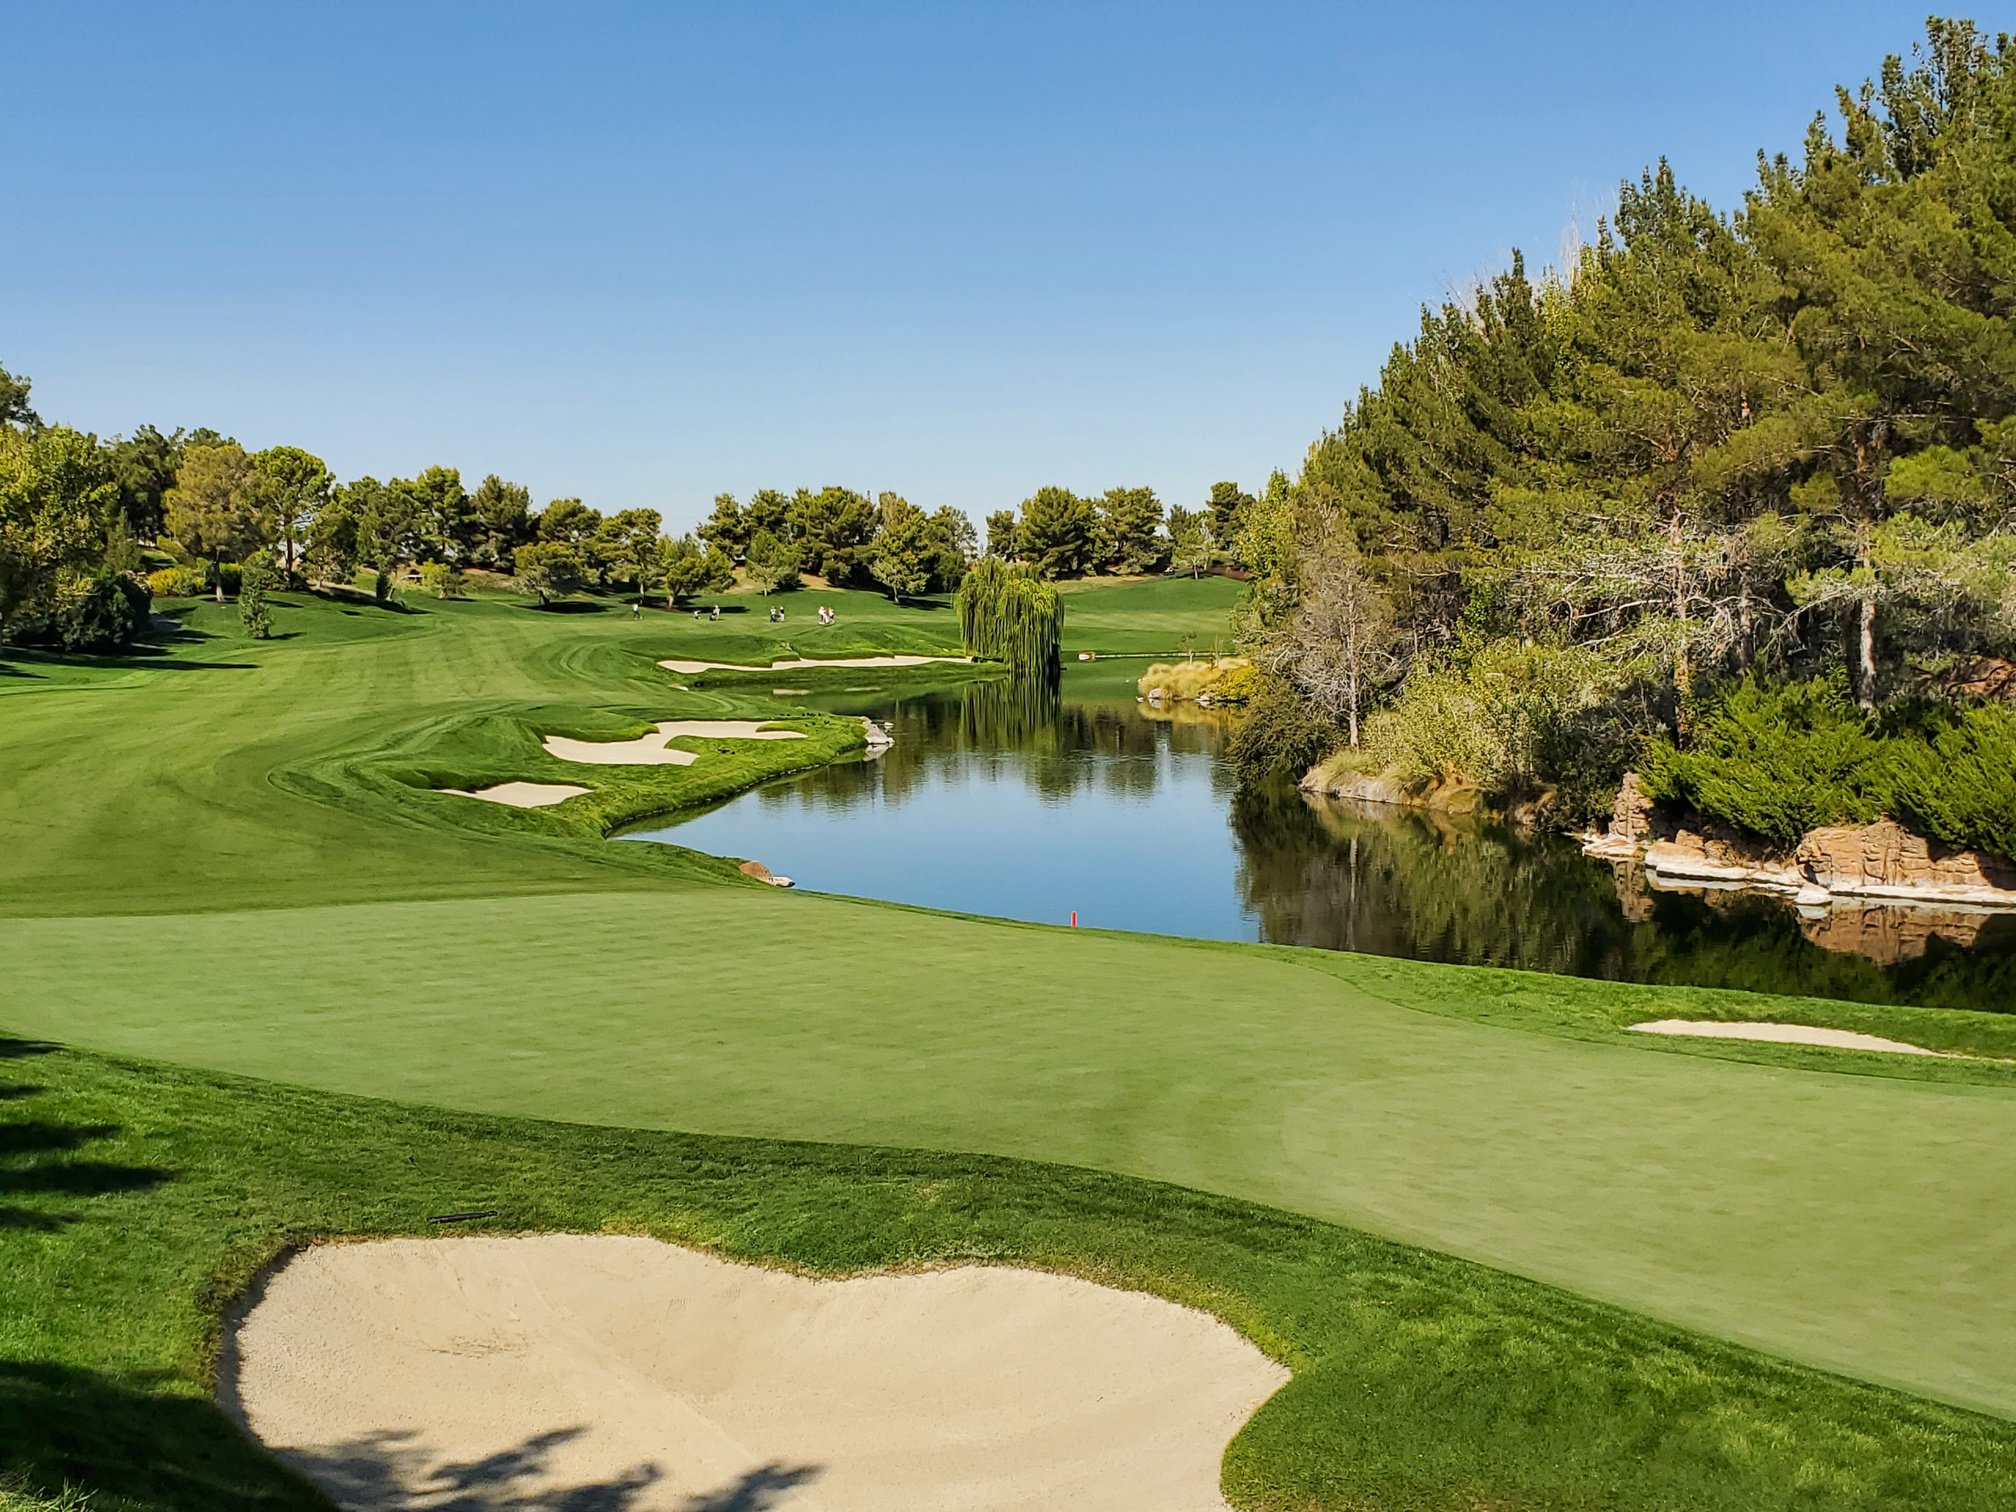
[
  {"left": 0, "top": 1362, "right": 316, "bottom": 1511},
  {"left": 0, "top": 1038, "right": 173, "bottom": 1231},
  {"left": 4, "top": 643, "right": 256, "bottom": 674}
]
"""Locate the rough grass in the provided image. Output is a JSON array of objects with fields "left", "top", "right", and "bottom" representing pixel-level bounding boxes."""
[{"left": 4, "top": 1038, "right": 2015, "bottom": 1512}]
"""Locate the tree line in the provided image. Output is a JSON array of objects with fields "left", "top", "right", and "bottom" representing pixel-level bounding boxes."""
[
  {"left": 972, "top": 480, "right": 1264, "bottom": 580},
  {"left": 1236, "top": 17, "right": 2016, "bottom": 857},
  {"left": 4, "top": 357, "right": 1272, "bottom": 655}
]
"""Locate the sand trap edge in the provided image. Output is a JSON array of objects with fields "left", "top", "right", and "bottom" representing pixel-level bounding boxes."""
[
  {"left": 438, "top": 781, "right": 592, "bottom": 808},
  {"left": 1629, "top": 1019, "right": 1944, "bottom": 1056},
  {"left": 659, "top": 654, "right": 978, "bottom": 674}
]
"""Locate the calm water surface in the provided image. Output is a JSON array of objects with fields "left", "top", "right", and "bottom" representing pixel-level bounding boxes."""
[{"left": 621, "top": 676, "right": 2016, "bottom": 1012}]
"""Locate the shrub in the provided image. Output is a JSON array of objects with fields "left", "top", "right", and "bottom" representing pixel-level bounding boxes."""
[
  {"left": 1642, "top": 675, "right": 1888, "bottom": 847},
  {"left": 1889, "top": 703, "right": 2016, "bottom": 861},
  {"left": 206, "top": 561, "right": 243, "bottom": 598},
  {"left": 1362, "top": 642, "right": 1638, "bottom": 821},
  {"left": 1138, "top": 657, "right": 1250, "bottom": 702},
  {"left": 145, "top": 565, "right": 206, "bottom": 598},
  {"left": 238, "top": 561, "right": 272, "bottom": 639},
  {"left": 16, "top": 571, "right": 153, "bottom": 652},
  {"left": 1213, "top": 662, "right": 1259, "bottom": 705},
  {"left": 1227, "top": 670, "right": 1340, "bottom": 781},
  {"left": 419, "top": 561, "right": 466, "bottom": 599}
]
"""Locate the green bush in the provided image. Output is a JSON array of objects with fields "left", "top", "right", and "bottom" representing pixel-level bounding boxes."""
[
  {"left": 1643, "top": 676, "right": 1888, "bottom": 847},
  {"left": 64, "top": 573, "right": 150, "bottom": 651},
  {"left": 10, "top": 572, "right": 151, "bottom": 652},
  {"left": 237, "top": 561, "right": 272, "bottom": 639},
  {"left": 1228, "top": 670, "right": 1340, "bottom": 781},
  {"left": 144, "top": 565, "right": 205, "bottom": 598},
  {"left": 1889, "top": 704, "right": 2016, "bottom": 861},
  {"left": 419, "top": 561, "right": 465, "bottom": 599},
  {"left": 1213, "top": 662, "right": 1259, "bottom": 705},
  {"left": 207, "top": 561, "right": 243, "bottom": 598},
  {"left": 1362, "top": 642, "right": 1639, "bottom": 823}
]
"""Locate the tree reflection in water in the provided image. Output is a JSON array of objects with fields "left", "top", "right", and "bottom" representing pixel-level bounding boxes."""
[
  {"left": 622, "top": 681, "right": 2016, "bottom": 1012},
  {"left": 1234, "top": 783, "right": 2016, "bottom": 1011}
]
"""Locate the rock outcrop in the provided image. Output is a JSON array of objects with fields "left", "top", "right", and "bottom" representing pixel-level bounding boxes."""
[
  {"left": 1796, "top": 818, "right": 2016, "bottom": 905},
  {"left": 1301, "top": 766, "right": 1499, "bottom": 818},
  {"left": 1583, "top": 771, "right": 1657, "bottom": 858},
  {"left": 1586, "top": 774, "right": 2016, "bottom": 910}
]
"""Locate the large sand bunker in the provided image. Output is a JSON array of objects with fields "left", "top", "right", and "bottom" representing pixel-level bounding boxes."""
[
  {"left": 437, "top": 781, "right": 591, "bottom": 809},
  {"left": 659, "top": 654, "right": 975, "bottom": 674},
  {"left": 1630, "top": 1019, "right": 1942, "bottom": 1056},
  {"left": 226, "top": 1235, "right": 1285, "bottom": 1511},
  {"left": 542, "top": 720, "right": 806, "bottom": 767}
]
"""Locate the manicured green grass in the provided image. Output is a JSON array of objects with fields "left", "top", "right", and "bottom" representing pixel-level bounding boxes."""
[
  {"left": 4, "top": 575, "right": 2016, "bottom": 1494},
  {"left": 8, "top": 887, "right": 2016, "bottom": 1421},
  {"left": 5, "top": 1037, "right": 2016, "bottom": 1512}
]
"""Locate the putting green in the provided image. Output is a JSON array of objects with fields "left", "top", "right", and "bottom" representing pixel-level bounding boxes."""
[
  {"left": 6, "top": 889, "right": 2016, "bottom": 1418},
  {"left": 3, "top": 581, "right": 2014, "bottom": 1422}
]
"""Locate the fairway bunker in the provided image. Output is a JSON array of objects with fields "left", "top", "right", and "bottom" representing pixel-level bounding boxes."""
[
  {"left": 542, "top": 719, "right": 807, "bottom": 766},
  {"left": 437, "top": 781, "right": 591, "bottom": 809},
  {"left": 1631, "top": 1019, "right": 1944, "bottom": 1056},
  {"left": 659, "top": 653, "right": 977, "bottom": 674},
  {"left": 225, "top": 1234, "right": 1285, "bottom": 1511}
]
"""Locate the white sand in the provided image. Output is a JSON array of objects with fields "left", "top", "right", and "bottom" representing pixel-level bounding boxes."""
[
  {"left": 660, "top": 654, "right": 975, "bottom": 674},
  {"left": 542, "top": 720, "right": 806, "bottom": 766},
  {"left": 437, "top": 781, "right": 591, "bottom": 809},
  {"left": 1630, "top": 1019, "right": 1943, "bottom": 1056},
  {"left": 225, "top": 1235, "right": 1285, "bottom": 1511}
]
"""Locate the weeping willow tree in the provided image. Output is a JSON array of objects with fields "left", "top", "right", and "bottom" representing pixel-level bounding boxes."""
[{"left": 957, "top": 557, "right": 1062, "bottom": 676}]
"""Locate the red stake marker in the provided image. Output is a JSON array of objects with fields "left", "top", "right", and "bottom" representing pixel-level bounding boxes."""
[{"left": 1070, "top": 911, "right": 1078, "bottom": 928}]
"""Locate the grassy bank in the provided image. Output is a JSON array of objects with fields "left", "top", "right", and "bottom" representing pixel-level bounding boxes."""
[{"left": 4, "top": 1037, "right": 2014, "bottom": 1512}]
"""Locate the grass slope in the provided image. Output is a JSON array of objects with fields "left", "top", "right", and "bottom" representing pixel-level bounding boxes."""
[
  {"left": 5, "top": 1037, "right": 2015, "bottom": 1512},
  {"left": 2, "top": 579, "right": 2015, "bottom": 1431}
]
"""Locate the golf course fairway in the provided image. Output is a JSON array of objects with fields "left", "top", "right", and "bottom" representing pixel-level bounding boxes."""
[{"left": 5, "top": 578, "right": 2016, "bottom": 1508}]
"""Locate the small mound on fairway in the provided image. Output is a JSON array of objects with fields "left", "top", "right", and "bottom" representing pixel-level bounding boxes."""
[
  {"left": 437, "top": 780, "right": 591, "bottom": 808},
  {"left": 542, "top": 719, "right": 807, "bottom": 766},
  {"left": 659, "top": 653, "right": 975, "bottom": 674},
  {"left": 1631, "top": 1019, "right": 1943, "bottom": 1056},
  {"left": 225, "top": 1235, "right": 1285, "bottom": 1511}
]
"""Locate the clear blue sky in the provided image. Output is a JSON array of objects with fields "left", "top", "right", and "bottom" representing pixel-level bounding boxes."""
[{"left": 4, "top": 1, "right": 1946, "bottom": 531}]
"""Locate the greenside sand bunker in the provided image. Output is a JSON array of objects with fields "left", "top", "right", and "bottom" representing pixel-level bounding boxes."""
[
  {"left": 437, "top": 781, "right": 592, "bottom": 809},
  {"left": 1630, "top": 1019, "right": 1945, "bottom": 1056},
  {"left": 225, "top": 1234, "right": 1285, "bottom": 1511},
  {"left": 542, "top": 720, "right": 808, "bottom": 766},
  {"left": 659, "top": 654, "right": 976, "bottom": 674}
]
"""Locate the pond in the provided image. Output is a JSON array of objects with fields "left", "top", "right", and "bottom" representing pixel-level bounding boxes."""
[{"left": 619, "top": 674, "right": 2016, "bottom": 1012}]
